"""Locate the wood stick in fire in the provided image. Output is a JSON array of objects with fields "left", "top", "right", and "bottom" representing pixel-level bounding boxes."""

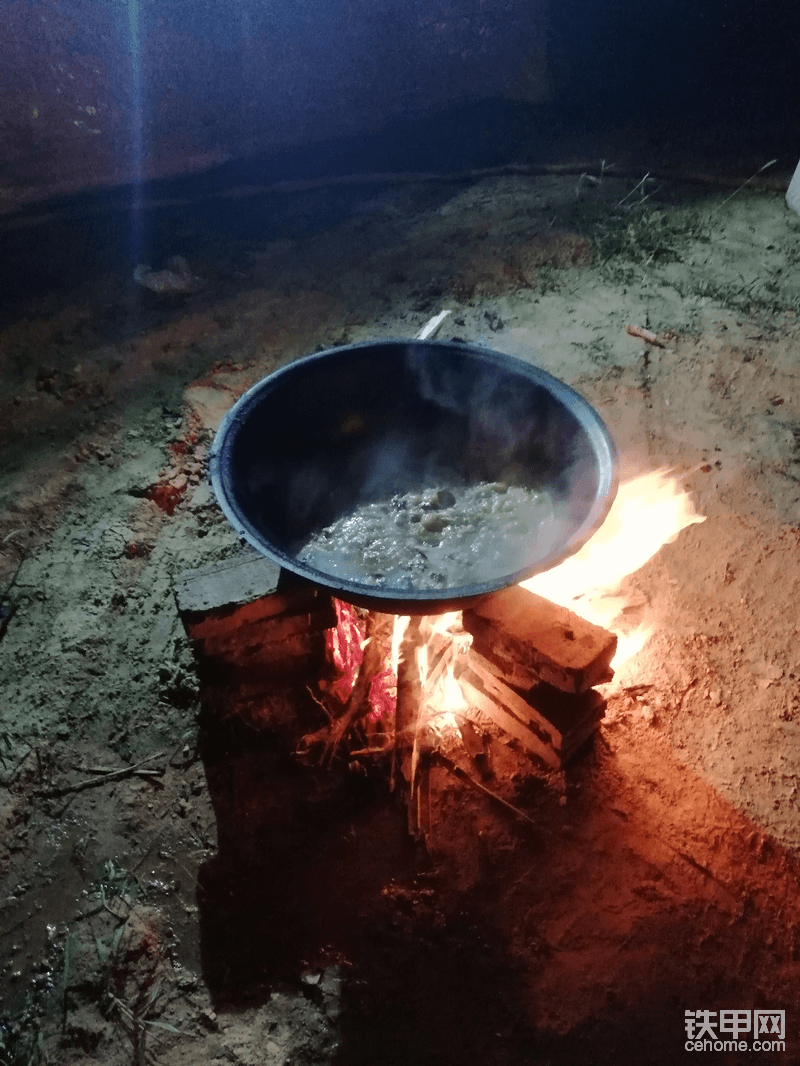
[{"left": 298, "top": 610, "right": 394, "bottom": 766}]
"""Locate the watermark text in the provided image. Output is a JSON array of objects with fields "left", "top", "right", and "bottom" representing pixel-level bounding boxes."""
[{"left": 684, "top": 1010, "right": 785, "bottom": 1052}]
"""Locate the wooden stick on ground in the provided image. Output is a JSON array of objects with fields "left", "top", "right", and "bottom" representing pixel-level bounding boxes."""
[
  {"left": 626, "top": 324, "right": 666, "bottom": 348},
  {"left": 37, "top": 752, "right": 165, "bottom": 798}
]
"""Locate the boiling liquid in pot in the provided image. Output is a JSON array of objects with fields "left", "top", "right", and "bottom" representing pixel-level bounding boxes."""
[{"left": 295, "top": 481, "right": 555, "bottom": 589}]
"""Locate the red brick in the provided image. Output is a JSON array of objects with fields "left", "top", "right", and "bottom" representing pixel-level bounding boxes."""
[
  {"left": 462, "top": 585, "right": 616, "bottom": 693},
  {"left": 187, "top": 599, "right": 335, "bottom": 646}
]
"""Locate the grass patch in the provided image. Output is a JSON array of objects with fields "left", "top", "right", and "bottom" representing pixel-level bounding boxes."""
[{"left": 593, "top": 205, "right": 711, "bottom": 270}]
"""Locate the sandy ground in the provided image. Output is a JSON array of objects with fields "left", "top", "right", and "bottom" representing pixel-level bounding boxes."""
[{"left": 1, "top": 165, "right": 800, "bottom": 1064}]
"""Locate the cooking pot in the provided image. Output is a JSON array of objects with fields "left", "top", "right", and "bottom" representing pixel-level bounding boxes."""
[{"left": 209, "top": 339, "right": 618, "bottom": 613}]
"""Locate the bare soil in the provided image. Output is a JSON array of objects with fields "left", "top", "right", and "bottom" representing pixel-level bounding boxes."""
[{"left": 1, "top": 162, "right": 800, "bottom": 1065}]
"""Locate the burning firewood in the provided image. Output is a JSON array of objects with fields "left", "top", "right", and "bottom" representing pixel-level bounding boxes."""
[
  {"left": 393, "top": 616, "right": 439, "bottom": 840},
  {"left": 455, "top": 715, "right": 492, "bottom": 779},
  {"left": 297, "top": 610, "right": 395, "bottom": 766},
  {"left": 393, "top": 617, "right": 429, "bottom": 790}
]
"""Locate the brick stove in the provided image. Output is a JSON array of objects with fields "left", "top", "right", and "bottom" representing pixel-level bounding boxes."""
[{"left": 175, "top": 551, "right": 616, "bottom": 832}]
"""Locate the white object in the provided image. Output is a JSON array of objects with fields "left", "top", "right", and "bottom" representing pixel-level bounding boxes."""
[
  {"left": 133, "top": 256, "right": 203, "bottom": 294},
  {"left": 787, "top": 158, "right": 800, "bottom": 215},
  {"left": 417, "top": 309, "right": 452, "bottom": 340}
]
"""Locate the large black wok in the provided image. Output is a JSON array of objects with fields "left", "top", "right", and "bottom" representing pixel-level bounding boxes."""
[{"left": 209, "top": 340, "right": 618, "bottom": 613}]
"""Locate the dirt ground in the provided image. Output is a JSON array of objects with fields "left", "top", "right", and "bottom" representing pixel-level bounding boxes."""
[{"left": 1, "top": 158, "right": 800, "bottom": 1065}]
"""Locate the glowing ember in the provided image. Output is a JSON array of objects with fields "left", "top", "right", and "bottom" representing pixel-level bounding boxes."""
[
  {"left": 522, "top": 468, "right": 706, "bottom": 665},
  {"left": 326, "top": 604, "right": 404, "bottom": 722},
  {"left": 324, "top": 600, "right": 365, "bottom": 703},
  {"left": 365, "top": 613, "right": 410, "bottom": 723},
  {"left": 367, "top": 667, "right": 397, "bottom": 722}
]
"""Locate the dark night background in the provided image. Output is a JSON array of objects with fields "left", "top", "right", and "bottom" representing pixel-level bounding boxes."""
[
  {"left": 3, "top": 0, "right": 799, "bottom": 189},
  {"left": 1, "top": 0, "right": 799, "bottom": 302}
]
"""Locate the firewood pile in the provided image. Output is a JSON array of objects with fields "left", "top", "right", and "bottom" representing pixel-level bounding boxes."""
[{"left": 175, "top": 554, "right": 617, "bottom": 840}]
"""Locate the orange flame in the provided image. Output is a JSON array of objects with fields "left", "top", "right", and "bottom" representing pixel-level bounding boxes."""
[
  {"left": 522, "top": 468, "right": 705, "bottom": 665},
  {"left": 419, "top": 612, "right": 470, "bottom": 732},
  {"left": 325, "top": 470, "right": 704, "bottom": 733}
]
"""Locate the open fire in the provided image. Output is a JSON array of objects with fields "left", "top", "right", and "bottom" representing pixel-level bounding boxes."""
[
  {"left": 322, "top": 468, "right": 705, "bottom": 729},
  {"left": 177, "top": 467, "right": 705, "bottom": 839},
  {"left": 291, "top": 468, "right": 705, "bottom": 835},
  {"left": 522, "top": 468, "right": 706, "bottom": 665}
]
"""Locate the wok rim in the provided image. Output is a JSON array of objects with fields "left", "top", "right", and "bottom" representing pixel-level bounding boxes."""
[{"left": 208, "top": 339, "right": 619, "bottom": 609}]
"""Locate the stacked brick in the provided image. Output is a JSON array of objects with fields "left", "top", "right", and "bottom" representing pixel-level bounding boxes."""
[
  {"left": 174, "top": 553, "right": 335, "bottom": 728},
  {"left": 461, "top": 585, "right": 616, "bottom": 769},
  {"left": 175, "top": 556, "right": 615, "bottom": 768}
]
